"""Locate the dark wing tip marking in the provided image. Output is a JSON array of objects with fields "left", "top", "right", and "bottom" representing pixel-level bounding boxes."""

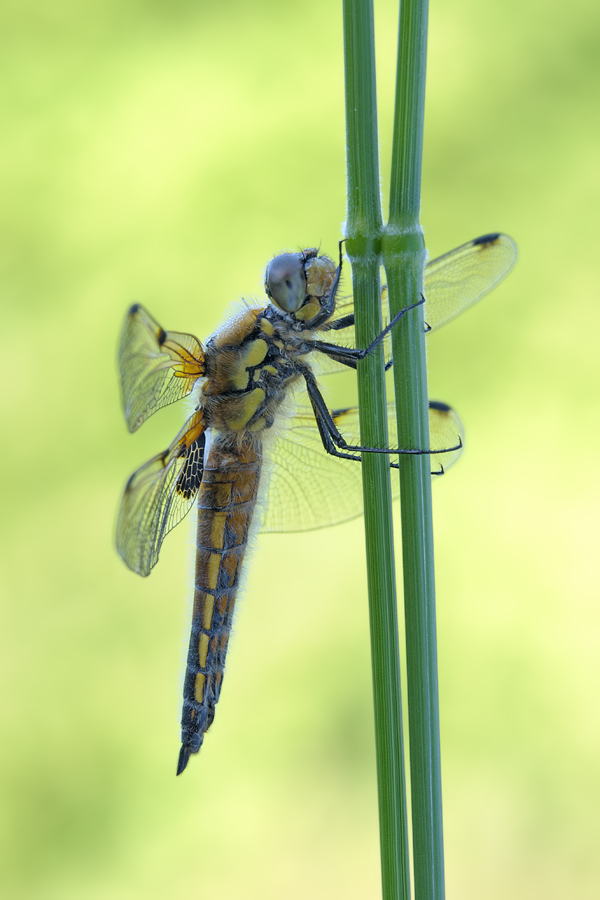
[
  {"left": 176, "top": 744, "right": 191, "bottom": 776},
  {"left": 157, "top": 327, "right": 167, "bottom": 345},
  {"left": 128, "top": 302, "right": 141, "bottom": 315},
  {"left": 429, "top": 400, "right": 451, "bottom": 412},
  {"left": 123, "top": 471, "right": 137, "bottom": 492},
  {"left": 472, "top": 232, "right": 501, "bottom": 247}
]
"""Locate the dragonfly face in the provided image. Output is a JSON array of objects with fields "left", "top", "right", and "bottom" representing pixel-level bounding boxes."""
[
  {"left": 116, "top": 233, "right": 516, "bottom": 774},
  {"left": 264, "top": 248, "right": 339, "bottom": 326}
]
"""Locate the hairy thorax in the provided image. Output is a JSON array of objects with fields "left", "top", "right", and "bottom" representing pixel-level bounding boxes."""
[{"left": 200, "top": 305, "right": 316, "bottom": 439}]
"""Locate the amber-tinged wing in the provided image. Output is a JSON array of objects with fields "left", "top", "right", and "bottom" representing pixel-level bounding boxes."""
[
  {"left": 260, "top": 400, "right": 463, "bottom": 533},
  {"left": 424, "top": 233, "right": 517, "bottom": 332},
  {"left": 116, "top": 411, "right": 206, "bottom": 576},
  {"left": 119, "top": 304, "right": 205, "bottom": 432}
]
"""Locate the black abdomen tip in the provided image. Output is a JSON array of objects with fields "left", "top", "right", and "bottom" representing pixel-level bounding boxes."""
[{"left": 176, "top": 744, "right": 191, "bottom": 776}]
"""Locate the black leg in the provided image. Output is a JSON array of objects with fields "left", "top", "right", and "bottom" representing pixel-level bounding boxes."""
[
  {"left": 323, "top": 313, "right": 355, "bottom": 332},
  {"left": 312, "top": 296, "right": 425, "bottom": 364},
  {"left": 298, "top": 364, "right": 462, "bottom": 459}
]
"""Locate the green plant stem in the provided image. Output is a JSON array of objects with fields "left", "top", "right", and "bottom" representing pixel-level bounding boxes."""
[
  {"left": 342, "top": 2, "right": 411, "bottom": 899},
  {"left": 383, "top": 1, "right": 446, "bottom": 898}
]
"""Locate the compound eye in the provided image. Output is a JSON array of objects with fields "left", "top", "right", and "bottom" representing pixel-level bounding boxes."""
[{"left": 265, "top": 254, "right": 306, "bottom": 313}]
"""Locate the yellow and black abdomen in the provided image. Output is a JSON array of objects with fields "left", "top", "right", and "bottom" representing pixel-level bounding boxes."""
[
  {"left": 177, "top": 436, "right": 262, "bottom": 775},
  {"left": 177, "top": 306, "right": 298, "bottom": 774}
]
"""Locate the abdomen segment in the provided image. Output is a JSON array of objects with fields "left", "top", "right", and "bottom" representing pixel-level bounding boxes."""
[{"left": 177, "top": 436, "right": 262, "bottom": 775}]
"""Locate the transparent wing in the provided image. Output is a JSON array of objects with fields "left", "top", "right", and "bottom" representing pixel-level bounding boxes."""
[
  {"left": 424, "top": 233, "right": 517, "bottom": 332},
  {"left": 260, "top": 400, "right": 464, "bottom": 533},
  {"left": 260, "top": 407, "right": 364, "bottom": 532},
  {"left": 426, "top": 401, "right": 465, "bottom": 474},
  {"left": 317, "top": 233, "right": 516, "bottom": 365},
  {"left": 116, "top": 412, "right": 206, "bottom": 576},
  {"left": 119, "top": 304, "right": 205, "bottom": 432}
]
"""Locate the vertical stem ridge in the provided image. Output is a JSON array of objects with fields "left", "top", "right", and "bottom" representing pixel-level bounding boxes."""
[
  {"left": 383, "top": 1, "right": 446, "bottom": 899},
  {"left": 342, "top": 2, "right": 411, "bottom": 898}
]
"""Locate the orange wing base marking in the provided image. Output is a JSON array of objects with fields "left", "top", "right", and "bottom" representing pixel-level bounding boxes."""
[
  {"left": 165, "top": 338, "right": 206, "bottom": 379},
  {"left": 182, "top": 410, "right": 205, "bottom": 449}
]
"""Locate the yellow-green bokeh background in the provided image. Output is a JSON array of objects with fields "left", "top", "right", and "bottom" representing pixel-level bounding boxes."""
[{"left": 2, "top": 1, "right": 599, "bottom": 897}]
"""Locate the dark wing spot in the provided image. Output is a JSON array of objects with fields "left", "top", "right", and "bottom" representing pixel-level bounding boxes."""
[
  {"left": 157, "top": 327, "right": 167, "bottom": 345},
  {"left": 128, "top": 302, "right": 141, "bottom": 315},
  {"left": 429, "top": 400, "right": 451, "bottom": 412},
  {"left": 175, "top": 437, "right": 205, "bottom": 499},
  {"left": 331, "top": 407, "right": 352, "bottom": 417},
  {"left": 472, "top": 233, "right": 501, "bottom": 247}
]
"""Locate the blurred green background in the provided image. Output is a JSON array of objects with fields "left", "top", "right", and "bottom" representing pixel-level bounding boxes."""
[{"left": 1, "top": 0, "right": 599, "bottom": 897}]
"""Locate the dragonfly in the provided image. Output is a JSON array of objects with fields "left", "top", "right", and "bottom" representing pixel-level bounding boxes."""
[{"left": 116, "top": 231, "right": 517, "bottom": 775}]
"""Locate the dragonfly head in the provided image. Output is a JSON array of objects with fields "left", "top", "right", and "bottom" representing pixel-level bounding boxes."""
[
  {"left": 264, "top": 252, "right": 307, "bottom": 313},
  {"left": 265, "top": 249, "right": 337, "bottom": 327}
]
